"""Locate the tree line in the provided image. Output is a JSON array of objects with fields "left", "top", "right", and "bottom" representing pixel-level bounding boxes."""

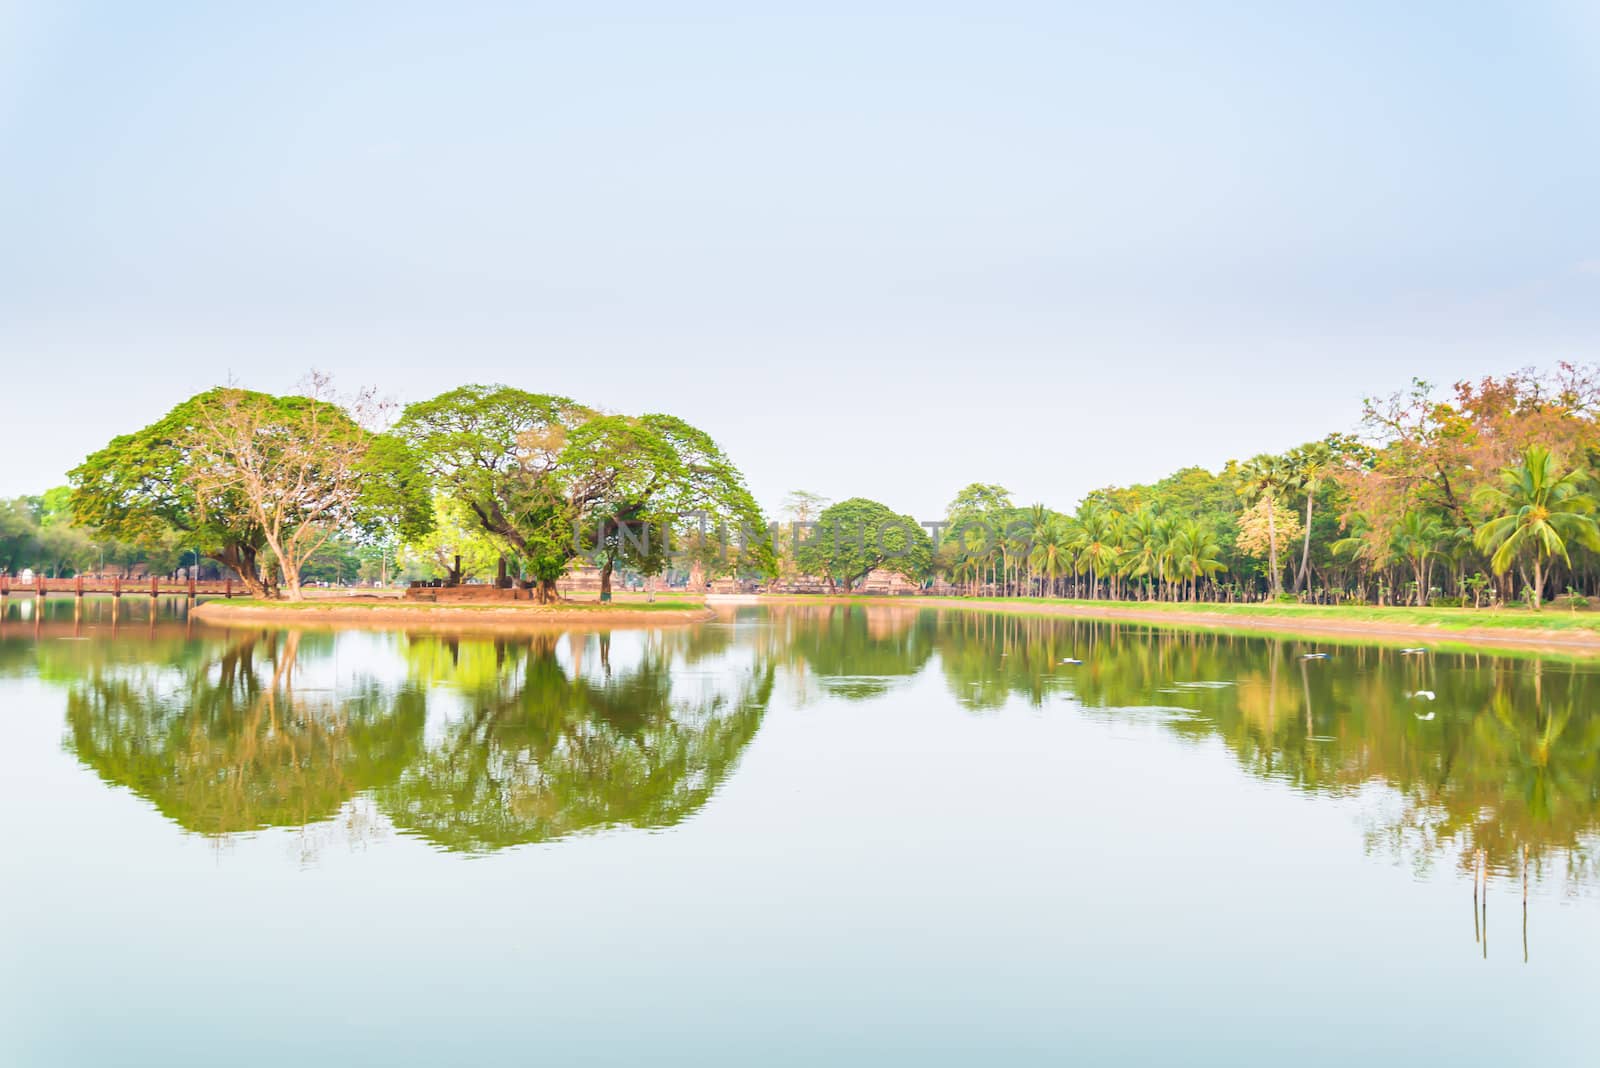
[
  {"left": 25, "top": 362, "right": 1600, "bottom": 609},
  {"left": 780, "top": 363, "right": 1600, "bottom": 610}
]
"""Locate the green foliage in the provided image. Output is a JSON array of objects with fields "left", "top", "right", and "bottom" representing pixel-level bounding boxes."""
[
  {"left": 396, "top": 385, "right": 771, "bottom": 595},
  {"left": 394, "top": 384, "right": 590, "bottom": 591},
  {"left": 796, "top": 497, "right": 932, "bottom": 591},
  {"left": 34, "top": 360, "right": 1600, "bottom": 608},
  {"left": 945, "top": 483, "right": 1013, "bottom": 521},
  {"left": 69, "top": 386, "right": 430, "bottom": 595},
  {"left": 1474, "top": 444, "right": 1600, "bottom": 609},
  {"left": 403, "top": 495, "right": 506, "bottom": 585},
  {"left": 69, "top": 389, "right": 268, "bottom": 583},
  {"left": 298, "top": 538, "right": 364, "bottom": 585}
]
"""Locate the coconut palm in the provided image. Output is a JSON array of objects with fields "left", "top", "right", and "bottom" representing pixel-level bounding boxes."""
[
  {"left": 1072, "top": 505, "right": 1120, "bottom": 600},
  {"left": 1473, "top": 445, "right": 1600, "bottom": 610},
  {"left": 1117, "top": 507, "right": 1158, "bottom": 600},
  {"left": 1026, "top": 514, "right": 1072, "bottom": 597},
  {"left": 1153, "top": 514, "right": 1180, "bottom": 600},
  {"left": 1170, "top": 519, "right": 1225, "bottom": 601},
  {"left": 1390, "top": 509, "right": 1448, "bottom": 606}
]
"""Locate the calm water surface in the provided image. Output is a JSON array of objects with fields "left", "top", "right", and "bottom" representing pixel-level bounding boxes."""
[{"left": 3, "top": 598, "right": 1598, "bottom": 1065}]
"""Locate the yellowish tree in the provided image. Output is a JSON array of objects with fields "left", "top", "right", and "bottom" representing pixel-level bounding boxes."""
[{"left": 1235, "top": 497, "right": 1302, "bottom": 596}]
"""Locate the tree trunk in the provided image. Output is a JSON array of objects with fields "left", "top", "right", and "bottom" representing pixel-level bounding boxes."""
[
  {"left": 1532, "top": 558, "right": 1544, "bottom": 611},
  {"left": 1266, "top": 504, "right": 1280, "bottom": 597},
  {"left": 599, "top": 559, "right": 614, "bottom": 602},
  {"left": 1293, "top": 489, "right": 1315, "bottom": 594},
  {"left": 215, "top": 544, "right": 271, "bottom": 599}
]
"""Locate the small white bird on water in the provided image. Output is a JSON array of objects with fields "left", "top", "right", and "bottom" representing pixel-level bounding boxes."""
[
  {"left": 1414, "top": 710, "right": 1436, "bottom": 721},
  {"left": 1400, "top": 647, "right": 1428, "bottom": 655},
  {"left": 1410, "top": 690, "right": 1436, "bottom": 700},
  {"left": 1061, "top": 658, "right": 1082, "bottom": 665},
  {"left": 1301, "top": 652, "right": 1330, "bottom": 660}
]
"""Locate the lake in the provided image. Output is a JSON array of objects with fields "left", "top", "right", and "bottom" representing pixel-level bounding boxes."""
[{"left": 2, "top": 597, "right": 1597, "bottom": 1065}]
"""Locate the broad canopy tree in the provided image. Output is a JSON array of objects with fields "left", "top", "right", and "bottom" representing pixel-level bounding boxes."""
[
  {"left": 795, "top": 497, "right": 932, "bottom": 593},
  {"left": 72, "top": 390, "right": 277, "bottom": 596},
  {"left": 396, "top": 385, "right": 772, "bottom": 601},
  {"left": 71, "top": 385, "right": 431, "bottom": 600}
]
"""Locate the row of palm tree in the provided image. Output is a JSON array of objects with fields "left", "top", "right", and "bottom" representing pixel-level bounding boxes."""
[
  {"left": 941, "top": 505, "right": 1227, "bottom": 602},
  {"left": 934, "top": 443, "right": 1600, "bottom": 609}
]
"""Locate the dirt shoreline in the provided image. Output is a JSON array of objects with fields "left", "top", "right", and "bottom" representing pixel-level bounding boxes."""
[{"left": 191, "top": 600, "right": 714, "bottom": 630}]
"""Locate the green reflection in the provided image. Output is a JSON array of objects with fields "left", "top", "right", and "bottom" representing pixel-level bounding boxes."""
[
  {"left": 764, "top": 603, "right": 934, "bottom": 699},
  {"left": 380, "top": 630, "right": 773, "bottom": 852},
  {"left": 911, "top": 607, "right": 1600, "bottom": 880},
  {"left": 15, "top": 597, "right": 1600, "bottom": 882},
  {"left": 64, "top": 631, "right": 425, "bottom": 834}
]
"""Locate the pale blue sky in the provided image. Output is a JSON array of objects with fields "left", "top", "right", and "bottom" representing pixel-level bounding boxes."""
[{"left": 2, "top": 1, "right": 1598, "bottom": 517}]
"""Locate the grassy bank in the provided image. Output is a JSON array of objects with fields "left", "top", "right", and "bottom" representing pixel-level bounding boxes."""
[
  {"left": 932, "top": 597, "right": 1600, "bottom": 634},
  {"left": 749, "top": 593, "right": 1600, "bottom": 654}
]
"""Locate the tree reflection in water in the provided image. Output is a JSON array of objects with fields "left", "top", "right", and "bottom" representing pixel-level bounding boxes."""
[
  {"left": 380, "top": 628, "right": 773, "bottom": 852},
  {"left": 907, "top": 607, "right": 1600, "bottom": 888},
  {"left": 64, "top": 630, "right": 425, "bottom": 835},
  {"left": 24, "top": 599, "right": 1600, "bottom": 885}
]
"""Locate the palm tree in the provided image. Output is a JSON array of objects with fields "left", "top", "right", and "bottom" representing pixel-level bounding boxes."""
[
  {"left": 1072, "top": 506, "right": 1120, "bottom": 601},
  {"left": 1390, "top": 509, "right": 1447, "bottom": 606},
  {"left": 1027, "top": 514, "right": 1072, "bottom": 597},
  {"left": 1118, "top": 507, "right": 1163, "bottom": 601},
  {"left": 1154, "top": 514, "right": 1180, "bottom": 600},
  {"left": 1170, "top": 519, "right": 1225, "bottom": 601},
  {"left": 1013, "top": 504, "right": 1049, "bottom": 595},
  {"left": 950, "top": 520, "right": 998, "bottom": 595},
  {"left": 1473, "top": 445, "right": 1600, "bottom": 610},
  {"left": 1002, "top": 507, "right": 1038, "bottom": 597},
  {"left": 1237, "top": 453, "right": 1292, "bottom": 598}
]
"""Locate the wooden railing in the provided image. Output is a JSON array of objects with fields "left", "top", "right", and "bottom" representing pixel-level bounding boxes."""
[{"left": 0, "top": 575, "right": 238, "bottom": 598}]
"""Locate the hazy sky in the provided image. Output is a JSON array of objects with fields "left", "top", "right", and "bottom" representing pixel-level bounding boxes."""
[{"left": 3, "top": 1, "right": 1598, "bottom": 518}]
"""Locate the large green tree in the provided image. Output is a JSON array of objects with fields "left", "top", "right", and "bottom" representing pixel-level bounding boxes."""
[
  {"left": 567, "top": 412, "right": 774, "bottom": 597},
  {"left": 397, "top": 386, "right": 770, "bottom": 600},
  {"left": 796, "top": 497, "right": 932, "bottom": 593},
  {"left": 71, "top": 390, "right": 276, "bottom": 595},
  {"left": 71, "top": 386, "right": 430, "bottom": 599},
  {"left": 393, "top": 385, "right": 594, "bottom": 600}
]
